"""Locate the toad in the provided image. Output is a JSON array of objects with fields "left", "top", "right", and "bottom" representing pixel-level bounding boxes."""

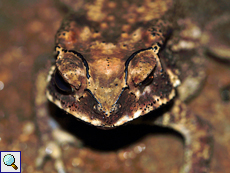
[{"left": 34, "top": 0, "right": 213, "bottom": 172}]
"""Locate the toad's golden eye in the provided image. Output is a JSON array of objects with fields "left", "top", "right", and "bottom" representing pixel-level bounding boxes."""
[
  {"left": 55, "top": 48, "right": 88, "bottom": 91},
  {"left": 126, "top": 49, "right": 157, "bottom": 86},
  {"left": 54, "top": 70, "right": 73, "bottom": 93}
]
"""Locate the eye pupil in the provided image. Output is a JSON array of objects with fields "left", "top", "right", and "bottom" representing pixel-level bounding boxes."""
[
  {"left": 139, "top": 72, "right": 154, "bottom": 86},
  {"left": 54, "top": 70, "right": 73, "bottom": 93}
]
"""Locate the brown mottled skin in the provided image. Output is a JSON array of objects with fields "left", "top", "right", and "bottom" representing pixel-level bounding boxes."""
[{"left": 34, "top": 0, "right": 213, "bottom": 172}]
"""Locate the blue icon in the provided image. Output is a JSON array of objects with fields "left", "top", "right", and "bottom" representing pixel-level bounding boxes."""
[{"left": 3, "top": 154, "right": 18, "bottom": 170}]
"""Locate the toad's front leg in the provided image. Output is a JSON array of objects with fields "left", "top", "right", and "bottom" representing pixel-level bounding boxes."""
[
  {"left": 34, "top": 56, "right": 79, "bottom": 173},
  {"left": 151, "top": 100, "right": 213, "bottom": 173}
]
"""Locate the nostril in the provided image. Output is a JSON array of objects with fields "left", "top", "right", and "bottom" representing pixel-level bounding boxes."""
[
  {"left": 93, "top": 103, "right": 121, "bottom": 115},
  {"left": 93, "top": 104, "right": 103, "bottom": 114},
  {"left": 111, "top": 103, "right": 121, "bottom": 114}
]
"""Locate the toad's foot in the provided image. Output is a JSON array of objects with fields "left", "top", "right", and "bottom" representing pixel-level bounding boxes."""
[
  {"left": 34, "top": 64, "right": 81, "bottom": 173},
  {"left": 36, "top": 141, "right": 65, "bottom": 173},
  {"left": 35, "top": 118, "right": 81, "bottom": 173},
  {"left": 145, "top": 100, "right": 213, "bottom": 173}
]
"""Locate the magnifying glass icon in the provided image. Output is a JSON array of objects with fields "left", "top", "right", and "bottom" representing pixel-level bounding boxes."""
[{"left": 3, "top": 154, "right": 18, "bottom": 170}]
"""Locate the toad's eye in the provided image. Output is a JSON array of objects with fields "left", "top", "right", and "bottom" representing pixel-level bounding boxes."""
[
  {"left": 139, "top": 71, "right": 154, "bottom": 86},
  {"left": 126, "top": 49, "right": 157, "bottom": 86},
  {"left": 54, "top": 70, "right": 73, "bottom": 93},
  {"left": 55, "top": 48, "right": 88, "bottom": 91}
]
